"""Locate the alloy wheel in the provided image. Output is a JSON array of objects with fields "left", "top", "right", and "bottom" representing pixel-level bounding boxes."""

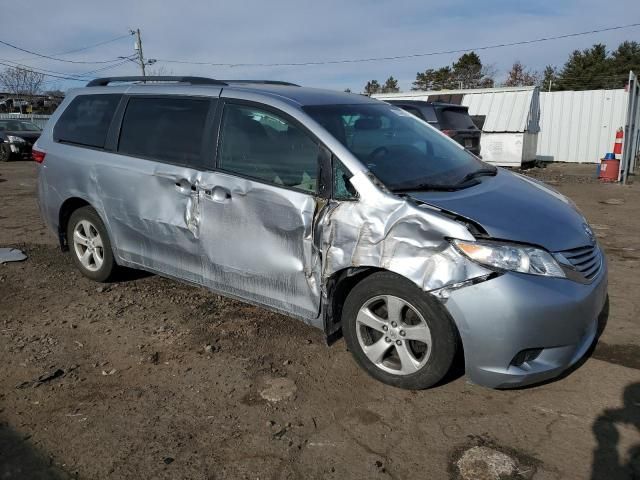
[
  {"left": 72, "top": 220, "right": 104, "bottom": 272},
  {"left": 356, "top": 295, "right": 432, "bottom": 375}
]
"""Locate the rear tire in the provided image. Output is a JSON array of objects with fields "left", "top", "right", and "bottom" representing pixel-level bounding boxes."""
[
  {"left": 67, "top": 206, "right": 116, "bottom": 282},
  {"left": 342, "top": 272, "right": 457, "bottom": 390}
]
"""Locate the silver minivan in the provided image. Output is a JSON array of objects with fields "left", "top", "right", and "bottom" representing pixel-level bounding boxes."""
[{"left": 35, "top": 76, "right": 608, "bottom": 389}]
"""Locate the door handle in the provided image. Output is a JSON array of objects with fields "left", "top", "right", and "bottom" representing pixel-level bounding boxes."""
[
  {"left": 210, "top": 186, "right": 231, "bottom": 203},
  {"left": 174, "top": 179, "right": 196, "bottom": 194}
]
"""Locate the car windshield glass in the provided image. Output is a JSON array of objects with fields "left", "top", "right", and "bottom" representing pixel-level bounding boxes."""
[
  {"left": 438, "top": 107, "right": 477, "bottom": 130},
  {"left": 0, "top": 120, "right": 41, "bottom": 132},
  {"left": 303, "top": 103, "right": 490, "bottom": 190}
]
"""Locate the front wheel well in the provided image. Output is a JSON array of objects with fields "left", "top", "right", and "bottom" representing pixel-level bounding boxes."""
[
  {"left": 323, "top": 267, "right": 388, "bottom": 344},
  {"left": 58, "top": 198, "right": 90, "bottom": 251}
]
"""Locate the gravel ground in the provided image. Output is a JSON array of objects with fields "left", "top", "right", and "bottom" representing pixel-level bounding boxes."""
[{"left": 0, "top": 161, "right": 639, "bottom": 479}]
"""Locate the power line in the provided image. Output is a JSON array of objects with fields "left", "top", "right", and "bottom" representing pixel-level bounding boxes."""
[
  {"left": 0, "top": 61, "right": 87, "bottom": 81},
  {"left": 53, "top": 33, "right": 134, "bottom": 56},
  {"left": 0, "top": 55, "right": 136, "bottom": 81},
  {"left": 0, "top": 56, "right": 136, "bottom": 83},
  {"left": 8, "top": 33, "right": 134, "bottom": 62},
  {"left": 155, "top": 22, "right": 640, "bottom": 68},
  {"left": 0, "top": 38, "right": 130, "bottom": 64}
]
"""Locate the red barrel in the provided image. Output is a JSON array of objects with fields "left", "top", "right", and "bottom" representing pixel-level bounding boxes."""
[{"left": 599, "top": 159, "right": 620, "bottom": 181}]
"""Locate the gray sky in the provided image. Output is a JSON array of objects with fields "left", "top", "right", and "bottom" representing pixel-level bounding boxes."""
[{"left": 2, "top": 0, "right": 639, "bottom": 92}]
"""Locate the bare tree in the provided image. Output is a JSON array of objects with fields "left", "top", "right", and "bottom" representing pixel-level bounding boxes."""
[
  {"left": 503, "top": 61, "right": 539, "bottom": 87},
  {"left": 0, "top": 66, "right": 45, "bottom": 113},
  {"left": 145, "top": 66, "right": 175, "bottom": 77}
]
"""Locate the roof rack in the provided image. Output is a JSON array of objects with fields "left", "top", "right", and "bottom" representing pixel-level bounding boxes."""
[
  {"left": 86, "top": 76, "right": 228, "bottom": 87},
  {"left": 221, "top": 80, "right": 300, "bottom": 87}
]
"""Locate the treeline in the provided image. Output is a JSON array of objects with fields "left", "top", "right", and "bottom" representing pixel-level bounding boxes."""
[{"left": 361, "top": 41, "right": 640, "bottom": 93}]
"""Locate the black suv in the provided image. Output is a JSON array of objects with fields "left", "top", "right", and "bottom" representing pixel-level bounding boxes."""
[{"left": 386, "top": 100, "right": 481, "bottom": 157}]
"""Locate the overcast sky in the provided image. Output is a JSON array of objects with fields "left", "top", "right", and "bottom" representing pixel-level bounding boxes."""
[{"left": 1, "top": 0, "right": 639, "bottom": 92}]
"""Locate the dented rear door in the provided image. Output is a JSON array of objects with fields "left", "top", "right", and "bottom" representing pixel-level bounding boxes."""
[{"left": 98, "top": 95, "right": 217, "bottom": 282}]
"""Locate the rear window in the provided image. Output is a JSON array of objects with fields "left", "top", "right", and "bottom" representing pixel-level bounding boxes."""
[
  {"left": 53, "top": 94, "right": 121, "bottom": 148},
  {"left": 437, "top": 107, "right": 477, "bottom": 130},
  {"left": 118, "top": 97, "right": 210, "bottom": 168}
]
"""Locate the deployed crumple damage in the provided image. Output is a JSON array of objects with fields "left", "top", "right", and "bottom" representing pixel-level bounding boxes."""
[
  {"left": 95, "top": 163, "right": 491, "bottom": 330},
  {"left": 318, "top": 171, "right": 492, "bottom": 297}
]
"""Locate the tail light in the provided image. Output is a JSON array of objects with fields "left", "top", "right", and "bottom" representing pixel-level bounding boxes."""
[
  {"left": 441, "top": 130, "right": 456, "bottom": 137},
  {"left": 32, "top": 148, "right": 46, "bottom": 164}
]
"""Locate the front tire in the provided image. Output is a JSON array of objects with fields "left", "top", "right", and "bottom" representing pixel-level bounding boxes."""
[
  {"left": 0, "top": 143, "right": 12, "bottom": 162},
  {"left": 342, "top": 272, "right": 457, "bottom": 390},
  {"left": 67, "top": 206, "right": 116, "bottom": 282}
]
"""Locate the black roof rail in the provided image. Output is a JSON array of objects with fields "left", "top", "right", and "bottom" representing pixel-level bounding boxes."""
[
  {"left": 86, "top": 76, "right": 228, "bottom": 87},
  {"left": 221, "top": 80, "right": 300, "bottom": 87}
]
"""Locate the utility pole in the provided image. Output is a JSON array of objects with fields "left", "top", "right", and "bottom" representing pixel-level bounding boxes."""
[
  {"left": 548, "top": 79, "right": 552, "bottom": 92},
  {"left": 132, "top": 29, "right": 146, "bottom": 77}
]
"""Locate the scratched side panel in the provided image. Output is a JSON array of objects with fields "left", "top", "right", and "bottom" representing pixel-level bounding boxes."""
[{"left": 198, "top": 171, "right": 322, "bottom": 321}]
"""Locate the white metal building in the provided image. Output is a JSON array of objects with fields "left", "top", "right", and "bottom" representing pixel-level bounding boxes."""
[
  {"left": 536, "top": 89, "right": 629, "bottom": 164},
  {"left": 374, "top": 86, "right": 541, "bottom": 167}
]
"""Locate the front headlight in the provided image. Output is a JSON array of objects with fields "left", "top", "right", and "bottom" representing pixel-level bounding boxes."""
[
  {"left": 453, "top": 239, "right": 565, "bottom": 278},
  {"left": 6, "top": 135, "right": 25, "bottom": 144}
]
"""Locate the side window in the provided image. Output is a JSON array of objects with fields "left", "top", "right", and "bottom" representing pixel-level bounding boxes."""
[
  {"left": 218, "top": 103, "right": 320, "bottom": 193},
  {"left": 333, "top": 159, "right": 357, "bottom": 200},
  {"left": 423, "top": 106, "right": 439, "bottom": 123},
  {"left": 400, "top": 106, "right": 425, "bottom": 120},
  {"left": 53, "top": 94, "right": 121, "bottom": 148},
  {"left": 118, "top": 97, "right": 210, "bottom": 168}
]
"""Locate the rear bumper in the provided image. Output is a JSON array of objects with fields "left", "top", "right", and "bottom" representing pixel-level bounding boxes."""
[{"left": 443, "top": 262, "right": 608, "bottom": 388}]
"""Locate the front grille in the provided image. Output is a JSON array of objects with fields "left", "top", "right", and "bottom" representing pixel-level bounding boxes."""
[{"left": 559, "top": 244, "right": 602, "bottom": 280}]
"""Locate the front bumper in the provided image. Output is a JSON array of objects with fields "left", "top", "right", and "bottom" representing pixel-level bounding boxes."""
[
  {"left": 8, "top": 141, "right": 33, "bottom": 159},
  {"left": 444, "top": 262, "right": 608, "bottom": 388}
]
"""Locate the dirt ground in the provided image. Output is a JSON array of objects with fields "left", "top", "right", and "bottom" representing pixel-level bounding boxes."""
[{"left": 1, "top": 161, "right": 639, "bottom": 480}]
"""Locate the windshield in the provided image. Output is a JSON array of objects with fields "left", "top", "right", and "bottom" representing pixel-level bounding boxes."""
[
  {"left": 303, "top": 103, "right": 490, "bottom": 191},
  {"left": 0, "top": 120, "right": 41, "bottom": 132}
]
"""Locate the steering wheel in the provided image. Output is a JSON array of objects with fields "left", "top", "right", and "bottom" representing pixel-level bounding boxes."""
[{"left": 367, "top": 146, "right": 389, "bottom": 162}]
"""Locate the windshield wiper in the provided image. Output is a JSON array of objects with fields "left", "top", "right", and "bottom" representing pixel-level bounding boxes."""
[{"left": 456, "top": 167, "right": 497, "bottom": 185}]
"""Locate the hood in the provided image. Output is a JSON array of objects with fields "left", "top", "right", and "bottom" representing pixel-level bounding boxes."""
[
  {"left": 3, "top": 131, "right": 40, "bottom": 142},
  {"left": 409, "top": 169, "right": 593, "bottom": 252}
]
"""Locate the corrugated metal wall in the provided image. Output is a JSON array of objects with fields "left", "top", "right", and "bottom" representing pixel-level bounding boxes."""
[
  {"left": 537, "top": 89, "right": 628, "bottom": 163},
  {"left": 0, "top": 114, "right": 51, "bottom": 129}
]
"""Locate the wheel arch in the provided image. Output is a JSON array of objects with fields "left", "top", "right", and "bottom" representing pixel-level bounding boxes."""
[
  {"left": 323, "top": 266, "right": 392, "bottom": 344},
  {"left": 57, "top": 197, "right": 92, "bottom": 251},
  {"left": 323, "top": 267, "right": 465, "bottom": 365}
]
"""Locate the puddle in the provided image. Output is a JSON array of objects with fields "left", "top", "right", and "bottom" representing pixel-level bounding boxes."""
[{"left": 592, "top": 343, "right": 640, "bottom": 370}]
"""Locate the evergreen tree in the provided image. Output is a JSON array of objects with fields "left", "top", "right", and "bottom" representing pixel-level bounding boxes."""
[
  {"left": 555, "top": 44, "right": 610, "bottom": 90},
  {"left": 539, "top": 65, "right": 558, "bottom": 91},
  {"left": 412, "top": 67, "right": 457, "bottom": 90},
  {"left": 610, "top": 41, "right": 640, "bottom": 83},
  {"left": 412, "top": 52, "right": 494, "bottom": 90},
  {"left": 381, "top": 76, "right": 400, "bottom": 93},
  {"left": 364, "top": 80, "right": 381, "bottom": 95}
]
